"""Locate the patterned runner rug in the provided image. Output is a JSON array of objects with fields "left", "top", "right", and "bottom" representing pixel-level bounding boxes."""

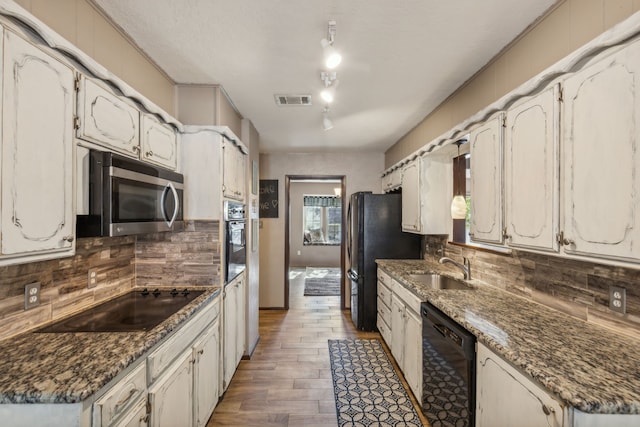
[
  {"left": 304, "top": 267, "right": 341, "bottom": 296},
  {"left": 328, "top": 339, "right": 424, "bottom": 426}
]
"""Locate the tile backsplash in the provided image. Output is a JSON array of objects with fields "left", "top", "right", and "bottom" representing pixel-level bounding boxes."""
[
  {"left": 424, "top": 235, "right": 640, "bottom": 337},
  {"left": 0, "top": 220, "right": 221, "bottom": 341}
]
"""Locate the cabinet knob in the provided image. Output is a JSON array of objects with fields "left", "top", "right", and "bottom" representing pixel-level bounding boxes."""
[
  {"left": 146, "top": 151, "right": 154, "bottom": 157},
  {"left": 198, "top": 349, "right": 204, "bottom": 355},
  {"left": 541, "top": 403, "right": 555, "bottom": 416},
  {"left": 132, "top": 145, "right": 140, "bottom": 153},
  {"left": 63, "top": 235, "right": 74, "bottom": 243}
]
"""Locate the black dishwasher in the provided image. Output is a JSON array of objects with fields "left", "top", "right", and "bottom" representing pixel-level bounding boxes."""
[{"left": 421, "top": 302, "right": 476, "bottom": 427}]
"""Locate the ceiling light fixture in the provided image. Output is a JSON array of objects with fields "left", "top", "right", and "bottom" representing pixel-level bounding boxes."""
[
  {"left": 321, "top": 20, "right": 342, "bottom": 69},
  {"left": 451, "top": 139, "right": 468, "bottom": 219},
  {"left": 322, "top": 106, "right": 334, "bottom": 131},
  {"left": 320, "top": 71, "right": 338, "bottom": 103}
]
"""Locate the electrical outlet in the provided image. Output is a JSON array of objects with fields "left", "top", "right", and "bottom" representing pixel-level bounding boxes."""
[
  {"left": 87, "top": 269, "right": 98, "bottom": 289},
  {"left": 24, "top": 282, "right": 41, "bottom": 310},
  {"left": 609, "top": 285, "right": 626, "bottom": 314}
]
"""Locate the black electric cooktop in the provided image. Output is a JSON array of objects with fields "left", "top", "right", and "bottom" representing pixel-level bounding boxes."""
[{"left": 37, "top": 288, "right": 205, "bottom": 333}]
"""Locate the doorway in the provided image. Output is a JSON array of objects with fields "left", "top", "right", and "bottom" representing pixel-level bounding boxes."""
[{"left": 284, "top": 175, "right": 346, "bottom": 310}]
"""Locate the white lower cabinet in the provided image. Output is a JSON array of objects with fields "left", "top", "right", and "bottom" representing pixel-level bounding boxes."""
[
  {"left": 476, "top": 342, "right": 564, "bottom": 427},
  {"left": 193, "top": 324, "right": 220, "bottom": 427},
  {"left": 378, "top": 268, "right": 423, "bottom": 400},
  {"left": 149, "top": 350, "right": 194, "bottom": 427},
  {"left": 223, "top": 273, "right": 246, "bottom": 391}
]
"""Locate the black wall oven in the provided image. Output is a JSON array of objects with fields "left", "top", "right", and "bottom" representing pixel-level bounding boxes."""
[
  {"left": 421, "top": 302, "right": 476, "bottom": 427},
  {"left": 77, "top": 149, "right": 183, "bottom": 237},
  {"left": 224, "top": 201, "right": 246, "bottom": 284}
]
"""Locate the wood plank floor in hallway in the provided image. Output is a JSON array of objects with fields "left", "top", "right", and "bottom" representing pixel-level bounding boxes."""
[{"left": 207, "top": 268, "right": 429, "bottom": 427}]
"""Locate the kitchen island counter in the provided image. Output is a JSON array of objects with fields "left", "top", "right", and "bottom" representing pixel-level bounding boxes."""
[
  {"left": 0, "top": 286, "right": 220, "bottom": 404},
  {"left": 377, "top": 259, "right": 640, "bottom": 415}
]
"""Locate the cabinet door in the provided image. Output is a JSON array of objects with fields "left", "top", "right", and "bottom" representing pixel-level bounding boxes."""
[
  {"left": 505, "top": 85, "right": 560, "bottom": 252},
  {"left": 562, "top": 43, "right": 640, "bottom": 262},
  {"left": 235, "top": 148, "right": 246, "bottom": 201},
  {"left": 403, "top": 308, "right": 422, "bottom": 400},
  {"left": 77, "top": 76, "right": 140, "bottom": 157},
  {"left": 476, "top": 343, "right": 563, "bottom": 427},
  {"left": 235, "top": 276, "right": 246, "bottom": 364},
  {"left": 390, "top": 294, "right": 405, "bottom": 367},
  {"left": 470, "top": 114, "right": 504, "bottom": 244},
  {"left": 141, "top": 114, "right": 178, "bottom": 170},
  {"left": 149, "top": 350, "right": 194, "bottom": 427},
  {"left": 421, "top": 153, "right": 452, "bottom": 235},
  {"left": 193, "top": 323, "right": 219, "bottom": 427},
  {"left": 401, "top": 160, "right": 422, "bottom": 233},
  {"left": 222, "top": 140, "right": 236, "bottom": 200},
  {"left": 1, "top": 30, "right": 75, "bottom": 256},
  {"left": 222, "top": 281, "right": 238, "bottom": 391}
]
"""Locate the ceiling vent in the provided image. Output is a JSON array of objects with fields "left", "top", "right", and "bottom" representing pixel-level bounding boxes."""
[{"left": 274, "top": 94, "right": 312, "bottom": 106}]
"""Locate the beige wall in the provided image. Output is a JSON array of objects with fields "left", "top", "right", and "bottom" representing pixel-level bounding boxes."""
[
  {"left": 385, "top": 0, "right": 640, "bottom": 166},
  {"left": 289, "top": 182, "right": 341, "bottom": 268},
  {"left": 14, "top": 0, "right": 175, "bottom": 114},
  {"left": 177, "top": 84, "right": 243, "bottom": 136},
  {"left": 259, "top": 152, "right": 384, "bottom": 308}
]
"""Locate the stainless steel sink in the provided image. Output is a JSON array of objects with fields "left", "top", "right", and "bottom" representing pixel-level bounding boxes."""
[{"left": 407, "top": 273, "right": 472, "bottom": 290}]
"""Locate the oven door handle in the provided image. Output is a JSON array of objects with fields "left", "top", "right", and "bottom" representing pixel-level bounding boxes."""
[{"left": 161, "top": 182, "right": 180, "bottom": 227}]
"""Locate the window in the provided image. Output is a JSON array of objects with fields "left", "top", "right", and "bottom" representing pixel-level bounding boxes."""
[{"left": 302, "top": 195, "right": 341, "bottom": 245}]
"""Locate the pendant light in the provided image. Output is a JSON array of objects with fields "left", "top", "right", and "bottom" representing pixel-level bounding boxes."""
[{"left": 451, "top": 140, "right": 467, "bottom": 219}]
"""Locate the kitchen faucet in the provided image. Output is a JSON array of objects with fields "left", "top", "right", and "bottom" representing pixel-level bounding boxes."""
[{"left": 439, "top": 256, "right": 471, "bottom": 280}]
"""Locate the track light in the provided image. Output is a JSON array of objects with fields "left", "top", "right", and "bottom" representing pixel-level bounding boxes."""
[
  {"left": 322, "top": 106, "right": 334, "bottom": 131},
  {"left": 321, "top": 21, "right": 342, "bottom": 69},
  {"left": 320, "top": 71, "right": 338, "bottom": 103}
]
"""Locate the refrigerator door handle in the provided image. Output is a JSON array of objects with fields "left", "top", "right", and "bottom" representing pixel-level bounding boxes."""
[
  {"left": 346, "top": 200, "right": 352, "bottom": 263},
  {"left": 347, "top": 269, "right": 359, "bottom": 282}
]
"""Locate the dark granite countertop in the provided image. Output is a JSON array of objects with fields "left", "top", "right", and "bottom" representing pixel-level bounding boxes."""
[
  {"left": 0, "top": 286, "right": 221, "bottom": 404},
  {"left": 377, "top": 259, "right": 640, "bottom": 415}
]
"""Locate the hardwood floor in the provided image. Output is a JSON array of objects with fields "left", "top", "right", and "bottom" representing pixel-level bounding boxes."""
[{"left": 207, "top": 268, "right": 429, "bottom": 426}]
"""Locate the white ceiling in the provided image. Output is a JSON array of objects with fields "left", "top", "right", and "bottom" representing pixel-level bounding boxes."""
[{"left": 92, "top": 0, "right": 556, "bottom": 153}]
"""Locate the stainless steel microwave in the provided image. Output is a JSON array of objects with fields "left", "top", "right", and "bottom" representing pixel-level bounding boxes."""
[{"left": 77, "top": 150, "right": 184, "bottom": 237}]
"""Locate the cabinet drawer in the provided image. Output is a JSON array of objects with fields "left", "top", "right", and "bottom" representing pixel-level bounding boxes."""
[
  {"left": 377, "top": 315, "right": 392, "bottom": 345},
  {"left": 377, "top": 278, "right": 392, "bottom": 308},
  {"left": 94, "top": 362, "right": 146, "bottom": 426},
  {"left": 148, "top": 298, "right": 220, "bottom": 383},
  {"left": 112, "top": 396, "right": 149, "bottom": 427},
  {"left": 377, "top": 269, "right": 392, "bottom": 288},
  {"left": 392, "top": 280, "right": 422, "bottom": 313},
  {"left": 377, "top": 296, "right": 391, "bottom": 326}
]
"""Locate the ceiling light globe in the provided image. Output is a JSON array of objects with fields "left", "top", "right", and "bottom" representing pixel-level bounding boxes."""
[
  {"left": 450, "top": 195, "right": 467, "bottom": 219},
  {"left": 322, "top": 116, "right": 334, "bottom": 131}
]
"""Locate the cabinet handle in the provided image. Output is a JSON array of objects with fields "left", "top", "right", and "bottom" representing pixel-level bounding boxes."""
[
  {"left": 132, "top": 145, "right": 140, "bottom": 153},
  {"left": 63, "top": 235, "right": 74, "bottom": 243},
  {"left": 114, "top": 387, "right": 137, "bottom": 412},
  {"left": 502, "top": 227, "right": 511, "bottom": 240},
  {"left": 556, "top": 231, "right": 575, "bottom": 246},
  {"left": 198, "top": 349, "right": 204, "bottom": 355},
  {"left": 146, "top": 151, "right": 153, "bottom": 157},
  {"left": 140, "top": 414, "right": 149, "bottom": 423}
]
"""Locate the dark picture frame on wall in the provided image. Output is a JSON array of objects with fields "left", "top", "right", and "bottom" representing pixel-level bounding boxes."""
[{"left": 259, "top": 179, "right": 278, "bottom": 218}]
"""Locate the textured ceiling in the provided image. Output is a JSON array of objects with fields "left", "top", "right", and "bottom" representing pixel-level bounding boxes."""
[{"left": 92, "top": 0, "right": 556, "bottom": 153}]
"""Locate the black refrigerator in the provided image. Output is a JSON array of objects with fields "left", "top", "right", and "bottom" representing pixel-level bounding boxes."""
[{"left": 347, "top": 192, "right": 422, "bottom": 331}]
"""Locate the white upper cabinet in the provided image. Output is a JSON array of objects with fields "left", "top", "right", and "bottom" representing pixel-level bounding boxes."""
[
  {"left": 382, "top": 167, "right": 402, "bottom": 193},
  {"left": 561, "top": 41, "right": 640, "bottom": 262},
  {"left": 401, "top": 159, "right": 422, "bottom": 233},
  {"left": 421, "top": 152, "right": 452, "bottom": 235},
  {"left": 222, "top": 138, "right": 246, "bottom": 202},
  {"left": 1, "top": 30, "right": 75, "bottom": 259},
  {"left": 469, "top": 113, "right": 504, "bottom": 244},
  {"left": 77, "top": 76, "right": 178, "bottom": 171},
  {"left": 141, "top": 113, "right": 178, "bottom": 170},
  {"left": 504, "top": 84, "right": 560, "bottom": 252},
  {"left": 76, "top": 75, "right": 140, "bottom": 157}
]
